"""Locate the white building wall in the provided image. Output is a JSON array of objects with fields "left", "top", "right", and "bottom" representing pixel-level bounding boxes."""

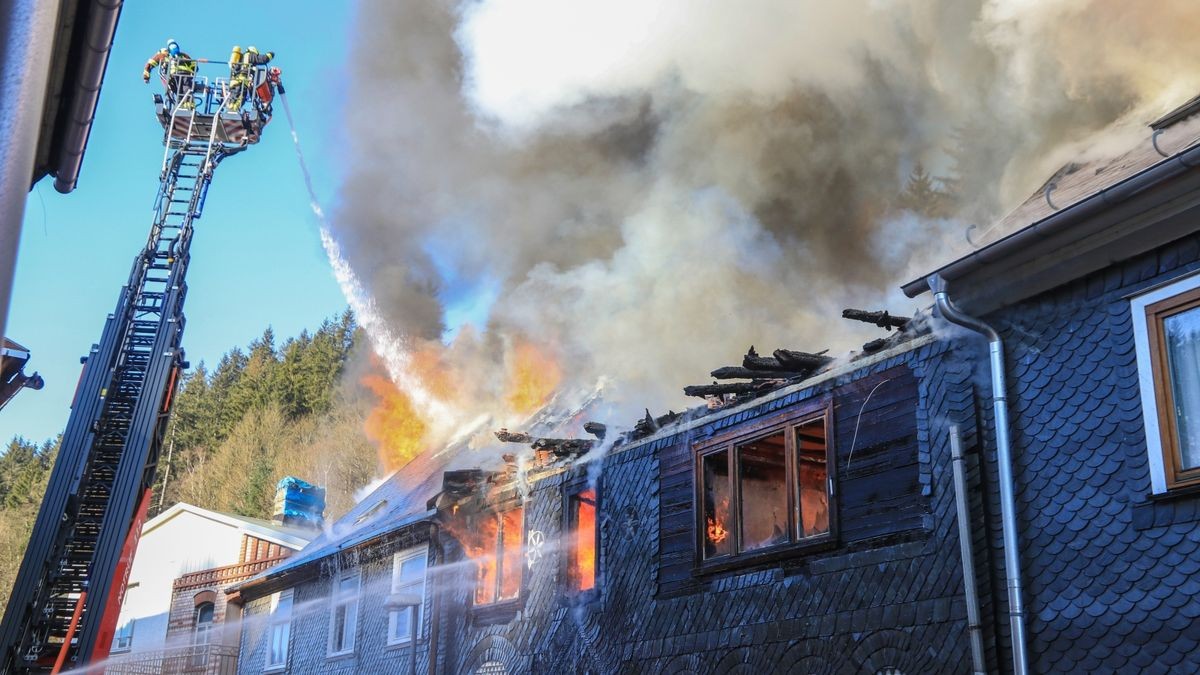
[{"left": 115, "top": 510, "right": 248, "bottom": 655}]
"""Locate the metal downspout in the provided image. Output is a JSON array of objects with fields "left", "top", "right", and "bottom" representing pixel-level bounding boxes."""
[
  {"left": 930, "top": 274, "right": 1028, "bottom": 675},
  {"left": 427, "top": 523, "right": 442, "bottom": 675},
  {"left": 950, "top": 425, "right": 988, "bottom": 674}
]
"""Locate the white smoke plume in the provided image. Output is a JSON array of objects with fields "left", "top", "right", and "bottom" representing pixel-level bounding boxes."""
[{"left": 330, "top": 0, "right": 1200, "bottom": 432}]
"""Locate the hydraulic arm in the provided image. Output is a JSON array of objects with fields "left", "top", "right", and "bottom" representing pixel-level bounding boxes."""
[{"left": 0, "top": 60, "right": 278, "bottom": 674}]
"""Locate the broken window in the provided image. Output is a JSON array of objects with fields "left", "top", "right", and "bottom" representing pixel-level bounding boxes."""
[
  {"left": 473, "top": 505, "right": 524, "bottom": 606},
  {"left": 701, "top": 451, "right": 733, "bottom": 559},
  {"left": 696, "top": 408, "right": 833, "bottom": 565},
  {"left": 738, "top": 432, "right": 788, "bottom": 551},
  {"left": 566, "top": 487, "right": 598, "bottom": 595}
]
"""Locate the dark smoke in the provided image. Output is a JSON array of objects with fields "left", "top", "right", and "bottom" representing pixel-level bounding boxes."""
[{"left": 330, "top": 0, "right": 1200, "bottom": 416}]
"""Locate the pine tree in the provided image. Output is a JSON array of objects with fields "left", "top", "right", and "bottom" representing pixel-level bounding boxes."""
[{"left": 899, "top": 162, "right": 951, "bottom": 218}]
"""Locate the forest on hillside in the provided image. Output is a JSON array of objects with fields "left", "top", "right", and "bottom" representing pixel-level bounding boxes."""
[{"left": 0, "top": 309, "right": 382, "bottom": 610}]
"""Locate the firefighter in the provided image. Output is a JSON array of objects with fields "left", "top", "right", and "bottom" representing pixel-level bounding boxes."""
[
  {"left": 142, "top": 39, "right": 196, "bottom": 109},
  {"left": 227, "top": 46, "right": 275, "bottom": 112},
  {"left": 226, "top": 45, "right": 246, "bottom": 110}
]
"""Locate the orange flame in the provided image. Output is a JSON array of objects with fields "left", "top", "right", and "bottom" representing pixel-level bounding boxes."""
[
  {"left": 362, "top": 374, "right": 429, "bottom": 473},
  {"left": 570, "top": 489, "right": 597, "bottom": 592},
  {"left": 443, "top": 506, "right": 525, "bottom": 605},
  {"left": 505, "top": 340, "right": 562, "bottom": 416},
  {"left": 706, "top": 496, "right": 730, "bottom": 547}
]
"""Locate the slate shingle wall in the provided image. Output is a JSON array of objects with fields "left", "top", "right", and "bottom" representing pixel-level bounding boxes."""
[
  {"left": 233, "top": 236, "right": 1200, "bottom": 674},
  {"left": 437, "top": 342, "right": 988, "bottom": 674},
  {"left": 983, "top": 232, "right": 1200, "bottom": 673},
  {"left": 237, "top": 530, "right": 433, "bottom": 675}
]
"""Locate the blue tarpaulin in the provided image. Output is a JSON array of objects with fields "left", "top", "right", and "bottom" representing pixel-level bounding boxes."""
[{"left": 274, "top": 476, "right": 326, "bottom": 527}]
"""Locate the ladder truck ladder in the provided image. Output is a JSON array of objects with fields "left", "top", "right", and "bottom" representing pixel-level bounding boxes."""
[{"left": 0, "top": 63, "right": 275, "bottom": 674}]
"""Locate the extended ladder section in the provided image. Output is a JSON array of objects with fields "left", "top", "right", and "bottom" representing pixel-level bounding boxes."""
[{"left": 0, "top": 63, "right": 276, "bottom": 674}]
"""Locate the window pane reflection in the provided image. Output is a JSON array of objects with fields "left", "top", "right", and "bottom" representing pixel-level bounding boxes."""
[
  {"left": 737, "top": 433, "right": 788, "bottom": 551},
  {"left": 1164, "top": 306, "right": 1200, "bottom": 470}
]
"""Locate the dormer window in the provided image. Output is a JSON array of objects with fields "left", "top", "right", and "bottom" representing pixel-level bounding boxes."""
[
  {"left": 353, "top": 500, "right": 388, "bottom": 526},
  {"left": 694, "top": 405, "right": 834, "bottom": 569}
]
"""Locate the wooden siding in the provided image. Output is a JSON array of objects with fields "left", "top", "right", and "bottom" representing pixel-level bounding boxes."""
[{"left": 657, "top": 364, "right": 922, "bottom": 596}]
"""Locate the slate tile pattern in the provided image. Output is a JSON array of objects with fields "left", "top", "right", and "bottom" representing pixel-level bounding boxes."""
[
  {"left": 237, "top": 232, "right": 1200, "bottom": 674},
  {"left": 985, "top": 232, "right": 1200, "bottom": 673},
  {"left": 434, "top": 342, "right": 984, "bottom": 674}
]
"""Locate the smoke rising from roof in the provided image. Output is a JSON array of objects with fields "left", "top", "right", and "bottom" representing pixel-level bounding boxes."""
[{"left": 332, "top": 0, "right": 1200, "bottom": 426}]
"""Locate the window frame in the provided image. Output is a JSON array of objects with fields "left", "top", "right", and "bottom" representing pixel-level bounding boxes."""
[
  {"left": 387, "top": 544, "right": 429, "bottom": 646},
  {"left": 470, "top": 501, "right": 526, "bottom": 610},
  {"left": 1132, "top": 273, "right": 1200, "bottom": 493},
  {"left": 561, "top": 477, "right": 601, "bottom": 603},
  {"left": 111, "top": 618, "right": 134, "bottom": 653},
  {"left": 190, "top": 602, "right": 215, "bottom": 668},
  {"left": 327, "top": 569, "right": 360, "bottom": 657},
  {"left": 692, "top": 400, "right": 836, "bottom": 573},
  {"left": 264, "top": 589, "right": 293, "bottom": 671}
]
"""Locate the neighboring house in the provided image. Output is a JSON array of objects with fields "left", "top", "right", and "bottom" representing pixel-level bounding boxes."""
[
  {"left": 233, "top": 96, "right": 1200, "bottom": 674},
  {"left": 106, "top": 501, "right": 315, "bottom": 673}
]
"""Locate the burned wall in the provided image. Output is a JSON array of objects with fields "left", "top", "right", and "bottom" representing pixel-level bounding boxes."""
[{"left": 441, "top": 339, "right": 990, "bottom": 674}]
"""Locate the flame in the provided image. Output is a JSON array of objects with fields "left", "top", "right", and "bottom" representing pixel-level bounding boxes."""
[
  {"left": 362, "top": 374, "right": 429, "bottom": 472},
  {"left": 470, "top": 514, "right": 499, "bottom": 605},
  {"left": 706, "top": 496, "right": 730, "bottom": 547},
  {"left": 505, "top": 339, "right": 562, "bottom": 416},
  {"left": 570, "top": 489, "right": 597, "bottom": 592},
  {"left": 444, "top": 506, "right": 525, "bottom": 605},
  {"left": 407, "top": 341, "right": 459, "bottom": 402}
]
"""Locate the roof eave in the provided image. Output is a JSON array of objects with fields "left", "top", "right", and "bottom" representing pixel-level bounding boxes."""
[
  {"left": 231, "top": 509, "right": 438, "bottom": 601},
  {"left": 901, "top": 142, "right": 1200, "bottom": 306}
]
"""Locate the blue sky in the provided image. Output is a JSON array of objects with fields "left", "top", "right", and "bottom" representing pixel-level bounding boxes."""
[{"left": 2, "top": 2, "right": 357, "bottom": 443}]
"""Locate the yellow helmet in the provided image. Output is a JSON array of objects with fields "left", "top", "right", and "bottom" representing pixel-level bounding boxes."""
[
  {"left": 247, "top": 46, "right": 259, "bottom": 55},
  {"left": 231, "top": 45, "right": 242, "bottom": 54}
]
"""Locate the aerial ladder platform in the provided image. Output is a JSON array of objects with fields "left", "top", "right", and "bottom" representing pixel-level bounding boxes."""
[{"left": 0, "top": 58, "right": 281, "bottom": 673}]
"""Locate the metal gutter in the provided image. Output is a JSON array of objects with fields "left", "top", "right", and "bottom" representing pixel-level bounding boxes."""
[
  {"left": 902, "top": 140, "right": 1200, "bottom": 299},
  {"left": 52, "top": 0, "right": 123, "bottom": 194},
  {"left": 931, "top": 274, "right": 1028, "bottom": 675}
]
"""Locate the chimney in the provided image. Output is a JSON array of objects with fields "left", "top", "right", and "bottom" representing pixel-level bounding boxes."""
[{"left": 273, "top": 476, "right": 326, "bottom": 530}]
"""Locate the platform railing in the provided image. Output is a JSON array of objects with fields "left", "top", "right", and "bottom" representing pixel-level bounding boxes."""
[{"left": 104, "top": 643, "right": 238, "bottom": 675}]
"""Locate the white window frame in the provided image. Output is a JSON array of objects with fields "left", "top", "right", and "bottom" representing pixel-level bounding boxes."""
[
  {"left": 327, "top": 570, "right": 360, "bottom": 656},
  {"left": 1131, "top": 271, "right": 1200, "bottom": 494},
  {"left": 387, "top": 545, "right": 428, "bottom": 645},
  {"left": 264, "top": 589, "right": 293, "bottom": 671}
]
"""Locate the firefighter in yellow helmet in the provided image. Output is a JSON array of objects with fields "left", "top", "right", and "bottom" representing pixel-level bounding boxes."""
[
  {"left": 228, "top": 46, "right": 275, "bottom": 112},
  {"left": 226, "top": 45, "right": 246, "bottom": 110},
  {"left": 142, "top": 39, "right": 197, "bottom": 109}
]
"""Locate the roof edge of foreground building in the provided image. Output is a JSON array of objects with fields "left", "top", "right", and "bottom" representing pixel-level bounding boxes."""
[{"left": 902, "top": 106, "right": 1200, "bottom": 312}]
